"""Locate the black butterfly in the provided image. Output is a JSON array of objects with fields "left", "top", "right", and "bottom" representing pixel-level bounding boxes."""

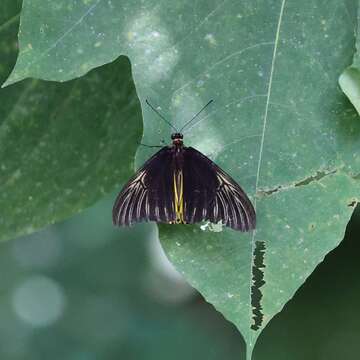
[{"left": 112, "top": 100, "right": 256, "bottom": 231}]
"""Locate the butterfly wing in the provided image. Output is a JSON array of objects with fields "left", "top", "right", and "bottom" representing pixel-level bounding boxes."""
[
  {"left": 182, "top": 147, "right": 256, "bottom": 231},
  {"left": 112, "top": 147, "right": 175, "bottom": 226}
]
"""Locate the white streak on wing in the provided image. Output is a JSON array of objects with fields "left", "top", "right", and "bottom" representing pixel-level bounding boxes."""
[
  {"left": 225, "top": 185, "right": 239, "bottom": 228},
  {"left": 116, "top": 170, "right": 148, "bottom": 225},
  {"left": 117, "top": 172, "right": 144, "bottom": 224},
  {"left": 127, "top": 184, "right": 138, "bottom": 223},
  {"left": 231, "top": 183, "right": 251, "bottom": 228},
  {"left": 121, "top": 190, "right": 134, "bottom": 225},
  {"left": 202, "top": 206, "right": 207, "bottom": 219},
  {"left": 133, "top": 170, "right": 146, "bottom": 183},
  {"left": 223, "top": 186, "right": 236, "bottom": 228},
  {"left": 128, "top": 182, "right": 142, "bottom": 225},
  {"left": 216, "top": 175, "right": 230, "bottom": 222},
  {"left": 216, "top": 172, "right": 251, "bottom": 229},
  {"left": 213, "top": 198, "right": 219, "bottom": 220},
  {"left": 115, "top": 190, "right": 125, "bottom": 224},
  {"left": 116, "top": 188, "right": 130, "bottom": 224},
  {"left": 233, "top": 195, "right": 246, "bottom": 228},
  {"left": 145, "top": 194, "right": 150, "bottom": 218},
  {"left": 137, "top": 189, "right": 147, "bottom": 219},
  {"left": 217, "top": 191, "right": 228, "bottom": 224},
  {"left": 191, "top": 207, "right": 197, "bottom": 222},
  {"left": 164, "top": 206, "right": 169, "bottom": 222},
  {"left": 233, "top": 189, "right": 248, "bottom": 227}
]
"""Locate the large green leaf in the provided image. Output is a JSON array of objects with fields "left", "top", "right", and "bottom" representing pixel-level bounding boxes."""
[
  {"left": 3, "top": 0, "right": 360, "bottom": 358},
  {"left": 0, "top": 1, "right": 142, "bottom": 241}
]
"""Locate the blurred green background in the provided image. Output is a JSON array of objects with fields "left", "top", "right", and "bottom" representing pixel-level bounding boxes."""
[{"left": 1, "top": 193, "right": 359, "bottom": 359}]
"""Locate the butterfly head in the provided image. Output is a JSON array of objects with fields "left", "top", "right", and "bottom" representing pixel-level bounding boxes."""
[{"left": 171, "top": 132, "right": 183, "bottom": 146}]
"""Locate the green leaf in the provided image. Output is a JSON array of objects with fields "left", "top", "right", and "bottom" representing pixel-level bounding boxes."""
[
  {"left": 3, "top": 0, "right": 360, "bottom": 358},
  {"left": 0, "top": 2, "right": 142, "bottom": 241},
  {"left": 339, "top": 67, "right": 360, "bottom": 115},
  {"left": 139, "top": 1, "right": 360, "bottom": 357},
  {"left": 339, "top": 4, "right": 360, "bottom": 116}
]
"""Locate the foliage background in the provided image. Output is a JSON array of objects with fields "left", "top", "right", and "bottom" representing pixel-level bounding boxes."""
[{"left": 1, "top": 194, "right": 359, "bottom": 359}]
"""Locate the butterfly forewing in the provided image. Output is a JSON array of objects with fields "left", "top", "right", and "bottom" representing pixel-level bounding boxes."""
[
  {"left": 112, "top": 147, "right": 175, "bottom": 226},
  {"left": 181, "top": 147, "right": 217, "bottom": 223},
  {"left": 182, "top": 147, "right": 256, "bottom": 231}
]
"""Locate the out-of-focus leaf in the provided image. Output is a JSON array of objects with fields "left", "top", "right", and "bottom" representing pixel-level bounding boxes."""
[
  {"left": 339, "top": 4, "right": 360, "bottom": 115},
  {"left": 0, "top": 196, "right": 246, "bottom": 359},
  {"left": 2, "top": 0, "right": 360, "bottom": 358},
  {"left": 0, "top": 2, "right": 142, "bottom": 241}
]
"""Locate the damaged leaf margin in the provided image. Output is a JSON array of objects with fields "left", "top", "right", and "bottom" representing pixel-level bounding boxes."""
[{"left": 257, "top": 168, "right": 339, "bottom": 197}]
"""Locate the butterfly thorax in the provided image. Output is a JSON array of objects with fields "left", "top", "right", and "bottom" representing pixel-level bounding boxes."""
[{"left": 171, "top": 132, "right": 183, "bottom": 148}]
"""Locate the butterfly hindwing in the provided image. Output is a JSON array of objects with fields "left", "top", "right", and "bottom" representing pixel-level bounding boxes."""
[
  {"left": 181, "top": 147, "right": 217, "bottom": 224},
  {"left": 112, "top": 147, "right": 175, "bottom": 226},
  {"left": 182, "top": 147, "right": 256, "bottom": 231}
]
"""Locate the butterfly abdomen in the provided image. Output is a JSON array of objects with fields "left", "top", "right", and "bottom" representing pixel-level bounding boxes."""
[
  {"left": 173, "top": 170, "right": 185, "bottom": 224},
  {"left": 171, "top": 145, "right": 186, "bottom": 224}
]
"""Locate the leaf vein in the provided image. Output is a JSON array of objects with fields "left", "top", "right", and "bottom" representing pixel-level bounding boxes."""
[
  {"left": 23, "top": 0, "right": 102, "bottom": 72},
  {"left": 248, "top": 0, "right": 287, "bottom": 342},
  {"left": 171, "top": 42, "right": 275, "bottom": 97}
]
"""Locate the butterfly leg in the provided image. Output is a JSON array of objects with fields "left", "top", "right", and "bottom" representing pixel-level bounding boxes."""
[{"left": 137, "top": 143, "right": 164, "bottom": 148}]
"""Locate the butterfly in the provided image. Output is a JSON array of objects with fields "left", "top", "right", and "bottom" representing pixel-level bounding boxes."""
[{"left": 112, "top": 100, "right": 256, "bottom": 231}]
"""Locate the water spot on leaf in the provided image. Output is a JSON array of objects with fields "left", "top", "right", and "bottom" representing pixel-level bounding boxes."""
[
  {"left": 308, "top": 223, "right": 316, "bottom": 231},
  {"left": 127, "top": 12, "right": 179, "bottom": 83},
  {"left": 204, "top": 33, "right": 217, "bottom": 46},
  {"left": 196, "top": 79, "right": 204, "bottom": 87}
]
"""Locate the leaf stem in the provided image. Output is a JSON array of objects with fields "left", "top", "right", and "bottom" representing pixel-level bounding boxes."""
[{"left": 246, "top": 344, "right": 253, "bottom": 360}]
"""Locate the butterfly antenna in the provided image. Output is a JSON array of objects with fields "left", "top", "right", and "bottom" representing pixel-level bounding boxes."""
[
  {"left": 145, "top": 99, "right": 178, "bottom": 132},
  {"left": 179, "top": 99, "right": 214, "bottom": 133}
]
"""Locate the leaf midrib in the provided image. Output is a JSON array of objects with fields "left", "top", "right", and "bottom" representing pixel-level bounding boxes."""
[{"left": 247, "top": 0, "right": 287, "bottom": 350}]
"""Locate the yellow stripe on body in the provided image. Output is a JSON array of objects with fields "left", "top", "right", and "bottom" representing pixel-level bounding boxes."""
[{"left": 173, "top": 170, "right": 185, "bottom": 223}]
